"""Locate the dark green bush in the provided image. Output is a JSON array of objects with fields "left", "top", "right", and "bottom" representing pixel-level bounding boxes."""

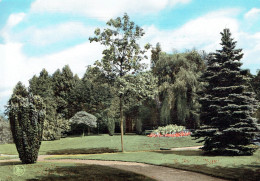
[{"left": 7, "top": 83, "right": 45, "bottom": 164}]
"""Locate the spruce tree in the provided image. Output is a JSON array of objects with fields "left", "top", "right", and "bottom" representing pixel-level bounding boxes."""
[{"left": 193, "top": 29, "right": 259, "bottom": 155}]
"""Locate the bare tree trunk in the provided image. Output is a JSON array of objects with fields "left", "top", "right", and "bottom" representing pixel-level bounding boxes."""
[{"left": 120, "top": 96, "right": 124, "bottom": 152}]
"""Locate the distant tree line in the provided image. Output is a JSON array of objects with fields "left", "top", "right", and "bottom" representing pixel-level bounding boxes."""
[{"left": 3, "top": 48, "right": 259, "bottom": 142}]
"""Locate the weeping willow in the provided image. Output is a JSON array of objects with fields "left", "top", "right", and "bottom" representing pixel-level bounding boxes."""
[{"left": 154, "top": 50, "right": 205, "bottom": 128}]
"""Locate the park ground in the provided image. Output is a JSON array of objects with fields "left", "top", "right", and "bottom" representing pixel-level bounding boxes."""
[{"left": 0, "top": 135, "right": 259, "bottom": 181}]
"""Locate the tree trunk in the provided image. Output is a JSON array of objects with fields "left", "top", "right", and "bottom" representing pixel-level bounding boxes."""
[
  {"left": 88, "top": 126, "right": 90, "bottom": 136},
  {"left": 120, "top": 96, "right": 124, "bottom": 152}
]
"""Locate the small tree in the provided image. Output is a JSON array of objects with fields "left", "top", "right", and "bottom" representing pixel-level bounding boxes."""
[
  {"left": 90, "top": 13, "right": 151, "bottom": 152},
  {"left": 69, "top": 111, "right": 97, "bottom": 136},
  {"left": 6, "top": 82, "right": 45, "bottom": 164}
]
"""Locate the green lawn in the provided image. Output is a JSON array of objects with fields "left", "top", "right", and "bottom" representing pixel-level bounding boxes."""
[
  {"left": 47, "top": 149, "right": 260, "bottom": 181},
  {"left": 0, "top": 156, "right": 18, "bottom": 160},
  {"left": 0, "top": 135, "right": 202, "bottom": 155},
  {"left": 1, "top": 135, "right": 259, "bottom": 180},
  {"left": 0, "top": 161, "right": 154, "bottom": 181}
]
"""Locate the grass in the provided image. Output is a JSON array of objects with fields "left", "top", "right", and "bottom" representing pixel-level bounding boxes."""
[
  {"left": 47, "top": 149, "right": 260, "bottom": 181},
  {"left": 1, "top": 135, "right": 259, "bottom": 180},
  {"left": 0, "top": 156, "right": 18, "bottom": 160},
  {"left": 0, "top": 135, "right": 201, "bottom": 155},
  {"left": 0, "top": 161, "right": 155, "bottom": 181}
]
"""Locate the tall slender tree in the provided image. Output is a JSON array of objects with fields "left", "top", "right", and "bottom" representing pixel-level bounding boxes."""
[
  {"left": 192, "top": 29, "right": 259, "bottom": 155},
  {"left": 90, "top": 13, "right": 151, "bottom": 152},
  {"left": 52, "top": 65, "right": 76, "bottom": 119},
  {"left": 29, "top": 69, "right": 59, "bottom": 140},
  {"left": 6, "top": 82, "right": 45, "bottom": 164}
]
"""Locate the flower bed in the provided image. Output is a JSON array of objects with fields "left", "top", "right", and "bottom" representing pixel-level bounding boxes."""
[
  {"left": 147, "top": 124, "right": 191, "bottom": 138},
  {"left": 147, "top": 131, "right": 191, "bottom": 137}
]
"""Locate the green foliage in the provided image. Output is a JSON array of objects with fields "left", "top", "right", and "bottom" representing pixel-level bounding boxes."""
[
  {"left": 90, "top": 13, "right": 153, "bottom": 151},
  {"left": 6, "top": 82, "right": 45, "bottom": 164},
  {"left": 192, "top": 29, "right": 259, "bottom": 156},
  {"left": 52, "top": 65, "right": 77, "bottom": 119},
  {"left": 29, "top": 68, "right": 70, "bottom": 141},
  {"left": 152, "top": 48, "right": 205, "bottom": 128},
  {"left": 70, "top": 111, "right": 97, "bottom": 136},
  {"left": 251, "top": 70, "right": 260, "bottom": 123},
  {"left": 0, "top": 115, "right": 13, "bottom": 144},
  {"left": 107, "top": 117, "right": 115, "bottom": 136}
]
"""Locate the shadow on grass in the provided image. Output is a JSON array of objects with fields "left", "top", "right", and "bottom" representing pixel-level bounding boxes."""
[
  {"left": 153, "top": 150, "right": 204, "bottom": 156},
  {"left": 26, "top": 164, "right": 155, "bottom": 181},
  {"left": 0, "top": 161, "right": 23, "bottom": 166},
  {"left": 46, "top": 147, "right": 119, "bottom": 155},
  {"left": 162, "top": 163, "right": 260, "bottom": 181}
]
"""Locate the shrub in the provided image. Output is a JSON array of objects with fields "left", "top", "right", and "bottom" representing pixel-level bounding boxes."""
[
  {"left": 107, "top": 117, "right": 115, "bottom": 136},
  {"left": 69, "top": 111, "right": 97, "bottom": 136},
  {"left": 7, "top": 86, "right": 45, "bottom": 164}
]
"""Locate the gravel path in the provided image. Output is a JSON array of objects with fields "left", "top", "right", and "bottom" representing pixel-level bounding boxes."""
[{"left": 1, "top": 153, "right": 226, "bottom": 181}]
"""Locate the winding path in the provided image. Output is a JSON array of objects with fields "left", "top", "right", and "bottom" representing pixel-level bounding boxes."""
[{"left": 1, "top": 153, "right": 226, "bottom": 181}]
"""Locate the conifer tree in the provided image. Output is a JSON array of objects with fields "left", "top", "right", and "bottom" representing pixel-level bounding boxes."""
[
  {"left": 52, "top": 65, "right": 76, "bottom": 119},
  {"left": 30, "top": 69, "right": 57, "bottom": 140},
  {"left": 192, "top": 29, "right": 259, "bottom": 155},
  {"left": 6, "top": 82, "right": 45, "bottom": 164}
]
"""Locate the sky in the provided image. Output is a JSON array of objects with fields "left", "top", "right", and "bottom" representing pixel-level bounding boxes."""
[{"left": 0, "top": 0, "right": 260, "bottom": 113}]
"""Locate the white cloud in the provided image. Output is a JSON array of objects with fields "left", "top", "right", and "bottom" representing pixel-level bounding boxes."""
[
  {"left": 244, "top": 8, "right": 260, "bottom": 19},
  {"left": 0, "top": 41, "right": 103, "bottom": 88},
  {"left": 29, "top": 41, "right": 103, "bottom": 76},
  {"left": 142, "top": 8, "right": 260, "bottom": 73},
  {"left": 5, "top": 13, "right": 26, "bottom": 28},
  {"left": 143, "top": 9, "right": 240, "bottom": 53},
  {"left": 1, "top": 13, "right": 26, "bottom": 42},
  {"left": 12, "top": 22, "right": 96, "bottom": 46},
  {"left": 30, "top": 0, "right": 191, "bottom": 21}
]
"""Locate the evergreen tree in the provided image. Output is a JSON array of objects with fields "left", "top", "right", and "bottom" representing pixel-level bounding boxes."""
[
  {"left": 52, "top": 65, "right": 76, "bottom": 119},
  {"left": 29, "top": 69, "right": 70, "bottom": 140},
  {"left": 251, "top": 70, "right": 260, "bottom": 123},
  {"left": 6, "top": 82, "right": 45, "bottom": 164},
  {"left": 192, "top": 29, "right": 259, "bottom": 155}
]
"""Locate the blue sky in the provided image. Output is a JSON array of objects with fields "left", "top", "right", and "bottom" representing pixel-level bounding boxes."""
[{"left": 0, "top": 0, "right": 260, "bottom": 113}]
